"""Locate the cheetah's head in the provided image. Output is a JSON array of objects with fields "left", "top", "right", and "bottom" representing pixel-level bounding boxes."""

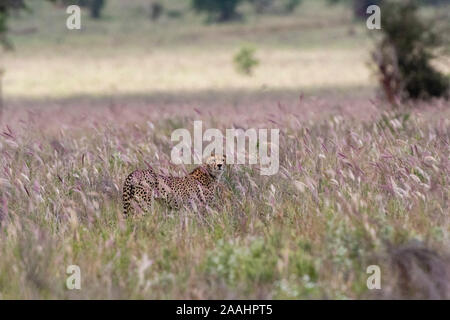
[{"left": 205, "top": 154, "right": 226, "bottom": 178}]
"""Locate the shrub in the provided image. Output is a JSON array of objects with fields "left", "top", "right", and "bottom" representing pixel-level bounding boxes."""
[
  {"left": 0, "top": 6, "right": 8, "bottom": 48},
  {"left": 249, "top": 0, "right": 274, "bottom": 13},
  {"left": 203, "top": 238, "right": 278, "bottom": 286},
  {"left": 57, "top": 0, "right": 106, "bottom": 19},
  {"left": 149, "top": 1, "right": 163, "bottom": 21},
  {"left": 89, "top": 0, "right": 105, "bottom": 19},
  {"left": 372, "top": 0, "right": 449, "bottom": 102},
  {"left": 233, "top": 46, "right": 259, "bottom": 76},
  {"left": 0, "top": 0, "right": 27, "bottom": 48},
  {"left": 250, "top": 0, "right": 302, "bottom": 14},
  {"left": 327, "top": 0, "right": 380, "bottom": 19},
  {"left": 284, "top": 0, "right": 302, "bottom": 13},
  {"left": 353, "top": 0, "right": 380, "bottom": 19},
  {"left": 191, "top": 0, "right": 244, "bottom": 23}
]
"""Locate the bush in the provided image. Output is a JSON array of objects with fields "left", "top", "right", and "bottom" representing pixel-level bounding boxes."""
[
  {"left": 0, "top": 0, "right": 27, "bottom": 48},
  {"left": 203, "top": 238, "right": 278, "bottom": 286},
  {"left": 191, "top": 0, "right": 244, "bottom": 22},
  {"left": 149, "top": 1, "right": 163, "bottom": 21},
  {"left": 250, "top": 0, "right": 302, "bottom": 14},
  {"left": 57, "top": 0, "right": 106, "bottom": 19},
  {"left": 418, "top": 0, "right": 449, "bottom": 5},
  {"left": 372, "top": 0, "right": 449, "bottom": 102},
  {"left": 327, "top": 0, "right": 380, "bottom": 19},
  {"left": 233, "top": 46, "right": 259, "bottom": 76},
  {"left": 89, "top": 0, "right": 105, "bottom": 19},
  {"left": 249, "top": 0, "right": 274, "bottom": 13},
  {"left": 353, "top": 0, "right": 380, "bottom": 19},
  {"left": 284, "top": 0, "right": 302, "bottom": 13}
]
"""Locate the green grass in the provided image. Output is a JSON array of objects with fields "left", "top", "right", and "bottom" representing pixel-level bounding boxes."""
[{"left": 0, "top": 110, "right": 449, "bottom": 299}]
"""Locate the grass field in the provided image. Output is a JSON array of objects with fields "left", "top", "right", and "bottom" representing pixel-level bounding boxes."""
[
  {"left": 2, "top": 0, "right": 373, "bottom": 100},
  {"left": 0, "top": 0, "right": 449, "bottom": 299}
]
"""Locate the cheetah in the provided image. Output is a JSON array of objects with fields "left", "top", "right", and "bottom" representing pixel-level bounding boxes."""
[{"left": 122, "top": 155, "right": 226, "bottom": 215}]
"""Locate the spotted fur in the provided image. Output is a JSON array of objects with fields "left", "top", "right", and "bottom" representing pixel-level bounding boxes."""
[{"left": 122, "top": 155, "right": 226, "bottom": 215}]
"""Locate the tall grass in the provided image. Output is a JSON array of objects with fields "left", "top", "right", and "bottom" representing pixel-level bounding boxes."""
[{"left": 0, "top": 106, "right": 448, "bottom": 299}]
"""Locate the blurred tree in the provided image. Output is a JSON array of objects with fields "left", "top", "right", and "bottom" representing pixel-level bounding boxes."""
[
  {"left": 372, "top": 0, "right": 449, "bottom": 102},
  {"left": 249, "top": 0, "right": 274, "bottom": 13},
  {"left": 249, "top": 0, "right": 302, "bottom": 14},
  {"left": 417, "top": 0, "right": 449, "bottom": 4},
  {"left": 0, "top": 0, "right": 29, "bottom": 124},
  {"left": 192, "top": 0, "right": 302, "bottom": 21},
  {"left": 149, "top": 1, "right": 164, "bottom": 21},
  {"left": 328, "top": 0, "right": 448, "bottom": 19},
  {"left": 90, "top": 0, "right": 105, "bottom": 19},
  {"left": 191, "top": 0, "right": 244, "bottom": 22},
  {"left": 55, "top": 0, "right": 106, "bottom": 19},
  {"left": 0, "top": 0, "right": 27, "bottom": 48},
  {"left": 352, "top": 0, "right": 380, "bottom": 18},
  {"left": 284, "top": 0, "right": 302, "bottom": 13},
  {"left": 327, "top": 0, "right": 380, "bottom": 19}
]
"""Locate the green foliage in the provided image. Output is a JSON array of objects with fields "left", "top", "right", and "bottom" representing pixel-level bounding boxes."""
[
  {"left": 233, "top": 46, "right": 259, "bottom": 76},
  {"left": 191, "top": 0, "right": 244, "bottom": 22},
  {"left": 249, "top": 0, "right": 302, "bottom": 14},
  {"left": 249, "top": 0, "right": 274, "bottom": 13},
  {"left": 90, "top": 0, "right": 105, "bottom": 19},
  {"left": 0, "top": 0, "right": 26, "bottom": 49},
  {"left": 353, "top": 0, "right": 380, "bottom": 19},
  {"left": 284, "top": 0, "right": 302, "bottom": 12},
  {"left": 56, "top": 0, "right": 106, "bottom": 19},
  {"left": 149, "top": 1, "right": 164, "bottom": 21},
  {"left": 372, "top": 1, "right": 449, "bottom": 101},
  {"left": 418, "top": 0, "right": 450, "bottom": 4},
  {"left": 0, "top": 9, "right": 7, "bottom": 48},
  {"left": 327, "top": 0, "right": 381, "bottom": 19},
  {"left": 203, "top": 238, "right": 278, "bottom": 286}
]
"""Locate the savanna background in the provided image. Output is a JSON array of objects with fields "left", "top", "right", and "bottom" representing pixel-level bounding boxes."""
[{"left": 0, "top": 0, "right": 449, "bottom": 299}]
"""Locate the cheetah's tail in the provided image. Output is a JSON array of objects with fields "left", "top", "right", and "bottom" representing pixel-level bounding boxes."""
[{"left": 122, "top": 172, "right": 136, "bottom": 216}]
